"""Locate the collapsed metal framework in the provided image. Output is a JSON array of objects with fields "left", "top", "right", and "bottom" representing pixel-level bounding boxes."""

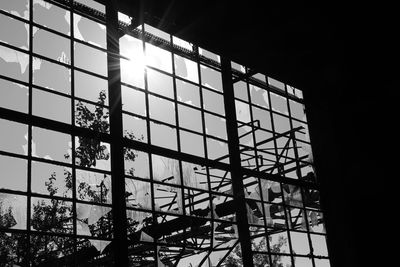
[{"left": 0, "top": 0, "right": 327, "bottom": 266}]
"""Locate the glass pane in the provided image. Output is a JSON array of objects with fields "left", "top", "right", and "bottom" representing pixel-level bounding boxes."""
[
  {"left": 31, "top": 197, "right": 72, "bottom": 233},
  {"left": 144, "top": 23, "right": 170, "bottom": 42},
  {"left": 148, "top": 95, "right": 175, "bottom": 125},
  {"left": 252, "top": 105, "right": 272, "bottom": 131},
  {"left": 122, "top": 86, "right": 146, "bottom": 116},
  {"left": 200, "top": 65, "right": 222, "bottom": 91},
  {"left": 76, "top": 203, "right": 112, "bottom": 238},
  {"left": 32, "top": 127, "right": 71, "bottom": 163},
  {"left": 205, "top": 112, "right": 227, "bottom": 139},
  {"left": 199, "top": 47, "right": 220, "bottom": 63},
  {"left": 74, "top": 70, "right": 108, "bottom": 104},
  {"left": 290, "top": 231, "right": 310, "bottom": 255},
  {"left": 174, "top": 54, "right": 198, "bottom": 83},
  {"left": 152, "top": 154, "right": 180, "bottom": 185},
  {"left": 74, "top": 13, "right": 106, "bottom": 48},
  {"left": 273, "top": 113, "right": 291, "bottom": 133},
  {"left": 233, "top": 80, "right": 248, "bottom": 101},
  {"left": 289, "top": 99, "right": 307, "bottom": 121},
  {"left": 123, "top": 114, "right": 147, "bottom": 143},
  {"left": 172, "top": 36, "right": 193, "bottom": 51},
  {"left": 74, "top": 137, "right": 111, "bottom": 171},
  {"left": 33, "top": 58, "right": 71, "bottom": 95},
  {"left": 179, "top": 130, "right": 204, "bottom": 158},
  {"left": 181, "top": 161, "right": 207, "bottom": 190},
  {"left": 202, "top": 88, "right": 225, "bottom": 116},
  {"left": 119, "top": 34, "right": 145, "bottom": 89},
  {"left": 33, "top": 0, "right": 70, "bottom": 35},
  {"left": 0, "top": 13, "right": 29, "bottom": 49},
  {"left": 76, "top": 169, "right": 111, "bottom": 204},
  {"left": 0, "top": 193, "right": 27, "bottom": 229},
  {"left": 124, "top": 149, "right": 149, "bottom": 179},
  {"left": 0, "top": 0, "right": 29, "bottom": 19},
  {"left": 150, "top": 122, "right": 177, "bottom": 150},
  {"left": 74, "top": 42, "right": 107, "bottom": 76},
  {"left": 206, "top": 138, "right": 229, "bottom": 163},
  {"left": 0, "top": 78, "right": 28, "bottom": 113},
  {"left": 145, "top": 42, "right": 172, "bottom": 73},
  {"left": 314, "top": 258, "right": 331, "bottom": 267},
  {"left": 0, "top": 118, "right": 27, "bottom": 155},
  {"left": 31, "top": 161, "right": 72, "bottom": 198},
  {"left": 0, "top": 45, "right": 29, "bottom": 82},
  {"left": 74, "top": 100, "right": 110, "bottom": 133},
  {"left": 270, "top": 92, "right": 288, "bottom": 115},
  {"left": 176, "top": 78, "right": 200, "bottom": 107},
  {"left": 0, "top": 155, "right": 27, "bottom": 191},
  {"left": 147, "top": 68, "right": 174, "bottom": 99},
  {"left": 33, "top": 27, "right": 70, "bottom": 63},
  {"left": 268, "top": 77, "right": 285, "bottom": 90},
  {"left": 294, "top": 257, "right": 313, "bottom": 267},
  {"left": 178, "top": 104, "right": 202, "bottom": 133},
  {"left": 235, "top": 99, "right": 251, "bottom": 123},
  {"left": 269, "top": 230, "right": 290, "bottom": 254},
  {"left": 311, "top": 234, "right": 329, "bottom": 257},
  {"left": 33, "top": 89, "right": 71, "bottom": 124},
  {"left": 125, "top": 178, "right": 152, "bottom": 210},
  {"left": 250, "top": 84, "right": 269, "bottom": 108}
]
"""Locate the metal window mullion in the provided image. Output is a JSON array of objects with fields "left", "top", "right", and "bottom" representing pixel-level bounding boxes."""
[
  {"left": 220, "top": 56, "right": 254, "bottom": 267},
  {"left": 105, "top": 1, "right": 128, "bottom": 266}
]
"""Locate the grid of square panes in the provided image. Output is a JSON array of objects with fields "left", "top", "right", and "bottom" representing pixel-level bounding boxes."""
[
  {"left": 124, "top": 148, "right": 239, "bottom": 265},
  {"left": 232, "top": 63, "right": 314, "bottom": 180},
  {"left": 0, "top": 0, "right": 115, "bottom": 265},
  {"left": 119, "top": 23, "right": 229, "bottom": 163}
]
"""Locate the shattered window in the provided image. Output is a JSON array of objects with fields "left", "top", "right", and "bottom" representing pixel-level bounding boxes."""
[{"left": 0, "top": 2, "right": 328, "bottom": 266}]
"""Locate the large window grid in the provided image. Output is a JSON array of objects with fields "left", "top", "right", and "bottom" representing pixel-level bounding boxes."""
[{"left": 0, "top": 0, "right": 330, "bottom": 266}]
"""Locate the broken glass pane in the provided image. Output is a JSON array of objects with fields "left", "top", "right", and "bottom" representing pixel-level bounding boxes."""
[
  {"left": 268, "top": 77, "right": 285, "bottom": 91},
  {"left": 149, "top": 95, "right": 176, "bottom": 125},
  {"left": 150, "top": 122, "right": 177, "bottom": 150},
  {"left": 180, "top": 130, "right": 204, "bottom": 158},
  {"left": 0, "top": 0, "right": 29, "bottom": 19},
  {"left": 246, "top": 200, "right": 263, "bottom": 226},
  {"left": 155, "top": 214, "right": 185, "bottom": 246},
  {"left": 74, "top": 100, "right": 110, "bottom": 133},
  {"left": 266, "top": 203, "right": 286, "bottom": 229},
  {"left": 33, "top": 58, "right": 71, "bottom": 95},
  {"left": 176, "top": 78, "right": 200, "bottom": 107},
  {"left": 33, "top": 0, "right": 70, "bottom": 35},
  {"left": 0, "top": 155, "right": 26, "bottom": 191},
  {"left": 199, "top": 47, "right": 220, "bottom": 63},
  {"left": 249, "top": 84, "right": 269, "bottom": 108},
  {"left": 154, "top": 183, "right": 183, "bottom": 214},
  {"left": 76, "top": 169, "right": 111, "bottom": 204},
  {"left": 125, "top": 178, "right": 152, "bottom": 210},
  {"left": 221, "top": 243, "right": 243, "bottom": 266},
  {"left": 252, "top": 253, "right": 270, "bottom": 267},
  {"left": 76, "top": 238, "right": 113, "bottom": 264},
  {"left": 124, "top": 149, "right": 149, "bottom": 179},
  {"left": 0, "top": 78, "right": 28, "bottom": 113},
  {"left": 306, "top": 210, "right": 325, "bottom": 233},
  {"left": 30, "top": 234, "right": 74, "bottom": 266},
  {"left": 145, "top": 42, "right": 172, "bottom": 73},
  {"left": 74, "top": 136, "right": 111, "bottom": 171},
  {"left": 74, "top": 70, "right": 108, "bottom": 105},
  {"left": 293, "top": 120, "right": 311, "bottom": 142},
  {"left": 174, "top": 54, "right": 199, "bottom": 84},
  {"left": 123, "top": 114, "right": 147, "bottom": 143},
  {"left": 73, "top": 13, "right": 106, "bottom": 48},
  {"left": 178, "top": 104, "right": 202, "bottom": 133},
  {"left": 213, "top": 194, "right": 235, "bottom": 221},
  {"left": 252, "top": 106, "right": 272, "bottom": 132},
  {"left": 152, "top": 154, "right": 180, "bottom": 185},
  {"left": 202, "top": 88, "right": 225, "bottom": 116},
  {"left": 121, "top": 86, "right": 146, "bottom": 116},
  {"left": 283, "top": 184, "right": 303, "bottom": 208},
  {"left": 147, "top": 68, "right": 174, "bottom": 99},
  {"left": 74, "top": 42, "right": 107, "bottom": 76},
  {"left": 184, "top": 189, "right": 210, "bottom": 218},
  {"left": 76, "top": 203, "right": 112, "bottom": 238},
  {"left": 205, "top": 113, "right": 227, "bottom": 140},
  {"left": 270, "top": 92, "right": 289, "bottom": 115},
  {"left": 231, "top": 61, "right": 245, "bottom": 73},
  {"left": 200, "top": 65, "right": 222, "bottom": 91},
  {"left": 273, "top": 113, "right": 291, "bottom": 133},
  {"left": 126, "top": 209, "right": 152, "bottom": 237},
  {"left": 33, "top": 89, "right": 71, "bottom": 124},
  {"left": 0, "top": 45, "right": 29, "bottom": 82},
  {"left": 311, "top": 234, "right": 329, "bottom": 257},
  {"left": 209, "top": 169, "right": 232, "bottom": 195},
  {"left": 31, "top": 197, "right": 72, "bottom": 233},
  {"left": 206, "top": 138, "right": 229, "bottom": 163},
  {"left": 251, "top": 236, "right": 268, "bottom": 252},
  {"left": 0, "top": 118, "right": 27, "bottom": 155},
  {"left": 0, "top": 193, "right": 27, "bottom": 229},
  {"left": 269, "top": 230, "right": 290, "bottom": 254},
  {"left": 233, "top": 80, "right": 248, "bottom": 102},
  {"left": 290, "top": 231, "right": 310, "bottom": 255},
  {"left": 302, "top": 188, "right": 321, "bottom": 210},
  {"left": 31, "top": 161, "right": 72, "bottom": 198},
  {"left": 287, "top": 208, "right": 306, "bottom": 230},
  {"left": 0, "top": 13, "right": 29, "bottom": 50},
  {"left": 144, "top": 23, "right": 170, "bottom": 43},
  {"left": 182, "top": 161, "right": 207, "bottom": 190},
  {"left": 33, "top": 27, "right": 70, "bottom": 64}
]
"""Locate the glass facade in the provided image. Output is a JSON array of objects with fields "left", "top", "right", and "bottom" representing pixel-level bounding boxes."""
[{"left": 0, "top": 0, "right": 329, "bottom": 266}]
